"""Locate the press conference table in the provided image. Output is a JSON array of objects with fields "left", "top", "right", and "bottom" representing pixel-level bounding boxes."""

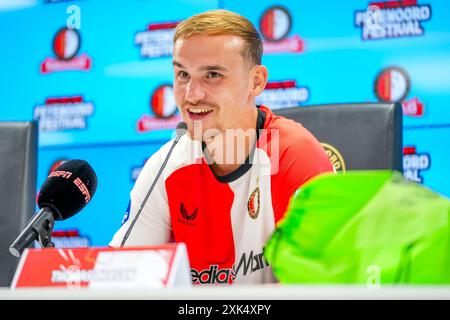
[{"left": 1, "top": 285, "right": 450, "bottom": 300}]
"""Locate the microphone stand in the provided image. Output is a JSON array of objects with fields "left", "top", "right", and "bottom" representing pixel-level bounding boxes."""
[
  {"left": 35, "top": 209, "right": 56, "bottom": 249},
  {"left": 9, "top": 207, "right": 55, "bottom": 257},
  {"left": 120, "top": 122, "right": 187, "bottom": 247}
]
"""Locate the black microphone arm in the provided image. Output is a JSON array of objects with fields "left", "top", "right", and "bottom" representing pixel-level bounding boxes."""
[
  {"left": 9, "top": 207, "right": 56, "bottom": 257},
  {"left": 120, "top": 122, "right": 188, "bottom": 247}
]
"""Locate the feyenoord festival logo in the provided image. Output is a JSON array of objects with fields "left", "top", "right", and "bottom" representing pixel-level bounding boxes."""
[
  {"left": 354, "top": 0, "right": 432, "bottom": 40},
  {"left": 41, "top": 27, "right": 91, "bottom": 74},
  {"left": 374, "top": 67, "right": 424, "bottom": 116},
  {"left": 256, "top": 80, "right": 309, "bottom": 110},
  {"left": 137, "top": 85, "right": 182, "bottom": 132},
  {"left": 34, "top": 96, "right": 94, "bottom": 132},
  {"left": 135, "top": 21, "right": 179, "bottom": 58},
  {"left": 259, "top": 6, "right": 304, "bottom": 54},
  {"left": 403, "top": 146, "right": 430, "bottom": 183}
]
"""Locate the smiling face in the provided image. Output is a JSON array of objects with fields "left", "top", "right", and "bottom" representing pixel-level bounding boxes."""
[{"left": 173, "top": 34, "right": 265, "bottom": 139}]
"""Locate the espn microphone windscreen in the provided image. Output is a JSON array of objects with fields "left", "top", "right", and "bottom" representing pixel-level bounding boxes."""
[{"left": 37, "top": 160, "right": 97, "bottom": 220}]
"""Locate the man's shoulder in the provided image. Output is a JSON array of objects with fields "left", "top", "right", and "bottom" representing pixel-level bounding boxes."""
[{"left": 260, "top": 105, "right": 322, "bottom": 152}]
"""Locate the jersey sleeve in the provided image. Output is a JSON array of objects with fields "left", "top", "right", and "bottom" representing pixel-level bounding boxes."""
[
  {"left": 109, "top": 143, "right": 172, "bottom": 247},
  {"left": 271, "top": 124, "right": 334, "bottom": 223}
]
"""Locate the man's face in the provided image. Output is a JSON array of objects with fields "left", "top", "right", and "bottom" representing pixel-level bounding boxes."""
[{"left": 173, "top": 34, "right": 254, "bottom": 139}]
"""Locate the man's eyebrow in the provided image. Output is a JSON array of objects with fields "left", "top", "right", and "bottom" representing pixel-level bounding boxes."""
[
  {"left": 173, "top": 61, "right": 184, "bottom": 68},
  {"left": 199, "top": 65, "right": 228, "bottom": 72},
  {"left": 172, "top": 61, "right": 228, "bottom": 72}
]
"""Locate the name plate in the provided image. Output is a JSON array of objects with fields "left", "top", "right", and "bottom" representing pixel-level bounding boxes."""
[{"left": 11, "top": 243, "right": 191, "bottom": 289}]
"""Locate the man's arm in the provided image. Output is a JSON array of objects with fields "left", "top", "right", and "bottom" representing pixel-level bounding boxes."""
[{"left": 271, "top": 129, "right": 334, "bottom": 223}]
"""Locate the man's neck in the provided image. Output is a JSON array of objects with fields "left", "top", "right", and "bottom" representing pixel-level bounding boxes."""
[{"left": 205, "top": 107, "right": 259, "bottom": 177}]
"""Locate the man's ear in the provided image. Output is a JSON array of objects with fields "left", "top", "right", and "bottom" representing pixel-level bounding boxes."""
[{"left": 250, "top": 65, "right": 268, "bottom": 97}]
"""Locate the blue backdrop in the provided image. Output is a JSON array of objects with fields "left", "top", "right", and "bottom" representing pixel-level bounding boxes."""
[{"left": 1, "top": 0, "right": 449, "bottom": 246}]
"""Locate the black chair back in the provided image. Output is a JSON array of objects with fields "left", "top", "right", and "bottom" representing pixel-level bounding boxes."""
[
  {"left": 274, "top": 103, "right": 403, "bottom": 172},
  {"left": 0, "top": 121, "right": 37, "bottom": 286}
]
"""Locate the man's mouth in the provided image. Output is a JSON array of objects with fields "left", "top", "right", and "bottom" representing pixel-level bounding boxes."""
[{"left": 187, "top": 108, "right": 213, "bottom": 120}]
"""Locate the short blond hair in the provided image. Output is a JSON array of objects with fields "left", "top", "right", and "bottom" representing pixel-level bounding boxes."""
[{"left": 174, "top": 9, "right": 263, "bottom": 66}]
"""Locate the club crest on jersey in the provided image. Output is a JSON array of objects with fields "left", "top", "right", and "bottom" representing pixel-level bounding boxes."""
[{"left": 247, "top": 187, "right": 260, "bottom": 219}]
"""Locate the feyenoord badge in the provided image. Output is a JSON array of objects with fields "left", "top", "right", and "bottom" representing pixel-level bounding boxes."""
[{"left": 247, "top": 186, "right": 260, "bottom": 219}]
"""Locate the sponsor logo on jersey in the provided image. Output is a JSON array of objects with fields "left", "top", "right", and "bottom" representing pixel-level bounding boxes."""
[
  {"left": 178, "top": 203, "right": 198, "bottom": 227},
  {"left": 354, "top": 0, "right": 432, "bottom": 41},
  {"left": 180, "top": 203, "right": 198, "bottom": 221},
  {"left": 231, "top": 250, "right": 269, "bottom": 280},
  {"left": 321, "top": 143, "right": 346, "bottom": 172},
  {"left": 34, "top": 95, "right": 94, "bottom": 132},
  {"left": 191, "top": 265, "right": 231, "bottom": 284},
  {"left": 403, "top": 146, "right": 430, "bottom": 183},
  {"left": 191, "top": 250, "right": 269, "bottom": 284},
  {"left": 259, "top": 6, "right": 304, "bottom": 54},
  {"left": 41, "top": 27, "right": 91, "bottom": 74},
  {"left": 137, "top": 84, "right": 182, "bottom": 132},
  {"left": 256, "top": 80, "right": 309, "bottom": 110},
  {"left": 135, "top": 21, "right": 179, "bottom": 58},
  {"left": 247, "top": 187, "right": 261, "bottom": 219},
  {"left": 374, "top": 66, "right": 424, "bottom": 116}
]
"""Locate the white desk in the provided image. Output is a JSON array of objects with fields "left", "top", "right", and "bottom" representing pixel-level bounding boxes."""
[{"left": 1, "top": 285, "right": 450, "bottom": 300}]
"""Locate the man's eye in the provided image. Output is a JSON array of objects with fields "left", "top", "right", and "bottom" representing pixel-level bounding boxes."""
[
  {"left": 178, "top": 71, "right": 190, "bottom": 79},
  {"left": 206, "top": 71, "right": 221, "bottom": 79}
]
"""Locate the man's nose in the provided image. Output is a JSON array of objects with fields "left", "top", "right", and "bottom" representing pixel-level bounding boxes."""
[{"left": 185, "top": 79, "right": 206, "bottom": 105}]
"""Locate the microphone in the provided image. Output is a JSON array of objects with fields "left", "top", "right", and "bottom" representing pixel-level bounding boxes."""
[
  {"left": 9, "top": 160, "right": 97, "bottom": 257},
  {"left": 120, "top": 122, "right": 187, "bottom": 247}
]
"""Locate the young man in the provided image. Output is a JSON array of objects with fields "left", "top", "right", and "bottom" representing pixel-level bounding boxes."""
[{"left": 110, "top": 10, "right": 333, "bottom": 284}]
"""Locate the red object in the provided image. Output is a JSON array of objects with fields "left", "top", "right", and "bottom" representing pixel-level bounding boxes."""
[
  {"left": 52, "top": 229, "right": 80, "bottom": 237},
  {"left": 45, "top": 96, "right": 83, "bottom": 104},
  {"left": 12, "top": 245, "right": 180, "bottom": 288},
  {"left": 265, "top": 80, "right": 297, "bottom": 89},
  {"left": 369, "top": 0, "right": 417, "bottom": 9},
  {"left": 403, "top": 146, "right": 417, "bottom": 155},
  {"left": 147, "top": 22, "right": 179, "bottom": 31}
]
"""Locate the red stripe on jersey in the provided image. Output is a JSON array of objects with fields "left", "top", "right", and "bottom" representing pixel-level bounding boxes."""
[{"left": 165, "top": 161, "right": 236, "bottom": 284}]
